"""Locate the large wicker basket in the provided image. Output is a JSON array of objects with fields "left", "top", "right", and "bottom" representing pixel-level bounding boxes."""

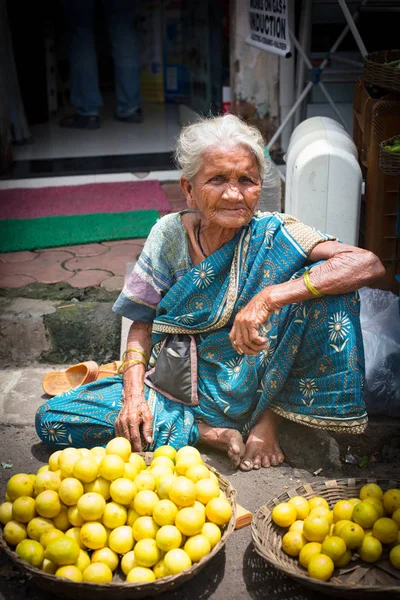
[
  {"left": 364, "top": 50, "right": 400, "bottom": 93},
  {"left": 379, "top": 135, "right": 400, "bottom": 176},
  {"left": 252, "top": 478, "right": 400, "bottom": 599},
  {"left": 0, "top": 453, "right": 236, "bottom": 600}
]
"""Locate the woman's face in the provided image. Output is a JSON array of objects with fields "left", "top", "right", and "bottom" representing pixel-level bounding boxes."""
[{"left": 181, "top": 144, "right": 262, "bottom": 229}]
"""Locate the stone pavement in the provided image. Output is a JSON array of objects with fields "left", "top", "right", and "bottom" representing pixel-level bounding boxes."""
[{"left": 0, "top": 183, "right": 186, "bottom": 291}]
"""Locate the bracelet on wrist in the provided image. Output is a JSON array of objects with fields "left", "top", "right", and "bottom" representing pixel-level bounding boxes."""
[
  {"left": 118, "top": 358, "right": 146, "bottom": 375},
  {"left": 122, "top": 347, "right": 149, "bottom": 362},
  {"left": 303, "top": 270, "right": 324, "bottom": 298}
]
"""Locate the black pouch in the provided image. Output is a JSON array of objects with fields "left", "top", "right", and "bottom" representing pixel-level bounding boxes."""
[{"left": 145, "top": 334, "right": 199, "bottom": 406}]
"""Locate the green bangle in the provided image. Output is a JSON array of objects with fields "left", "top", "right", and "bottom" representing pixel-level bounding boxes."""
[
  {"left": 303, "top": 270, "right": 324, "bottom": 298},
  {"left": 122, "top": 348, "right": 149, "bottom": 362},
  {"left": 118, "top": 359, "right": 146, "bottom": 375}
]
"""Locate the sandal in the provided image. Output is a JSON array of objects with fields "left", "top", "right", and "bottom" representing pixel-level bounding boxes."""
[{"left": 42, "top": 360, "right": 121, "bottom": 397}]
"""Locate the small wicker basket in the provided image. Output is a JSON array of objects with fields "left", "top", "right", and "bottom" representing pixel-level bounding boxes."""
[
  {"left": 252, "top": 478, "right": 400, "bottom": 599},
  {"left": 364, "top": 50, "right": 400, "bottom": 93},
  {"left": 0, "top": 453, "right": 236, "bottom": 600},
  {"left": 379, "top": 136, "right": 400, "bottom": 176}
]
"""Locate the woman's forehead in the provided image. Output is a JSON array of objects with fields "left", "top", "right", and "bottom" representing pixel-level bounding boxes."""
[{"left": 200, "top": 144, "right": 259, "bottom": 172}]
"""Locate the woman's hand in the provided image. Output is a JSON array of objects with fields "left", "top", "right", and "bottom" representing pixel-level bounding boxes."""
[
  {"left": 114, "top": 390, "right": 153, "bottom": 451},
  {"left": 229, "top": 291, "right": 273, "bottom": 355}
]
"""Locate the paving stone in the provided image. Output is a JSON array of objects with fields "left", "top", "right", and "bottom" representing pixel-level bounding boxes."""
[
  {"left": 0, "top": 251, "right": 38, "bottom": 263},
  {"left": 0, "top": 251, "right": 74, "bottom": 284},
  {"left": 64, "top": 243, "right": 141, "bottom": 276},
  {"left": 67, "top": 269, "right": 112, "bottom": 288},
  {"left": 41, "top": 243, "right": 109, "bottom": 257},
  {"left": 102, "top": 239, "right": 146, "bottom": 247},
  {"left": 0, "top": 274, "right": 37, "bottom": 288},
  {"left": 100, "top": 275, "right": 125, "bottom": 291}
]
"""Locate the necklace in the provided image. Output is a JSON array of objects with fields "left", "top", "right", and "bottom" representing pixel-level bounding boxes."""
[{"left": 196, "top": 222, "right": 208, "bottom": 258}]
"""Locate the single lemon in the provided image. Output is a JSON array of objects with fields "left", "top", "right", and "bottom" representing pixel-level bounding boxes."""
[
  {"left": 202, "top": 522, "right": 221, "bottom": 548},
  {"left": 153, "top": 499, "right": 178, "bottom": 527},
  {"left": 339, "top": 522, "right": 365, "bottom": 549},
  {"left": 321, "top": 536, "right": 346, "bottom": 561},
  {"left": 37, "top": 465, "right": 50, "bottom": 474},
  {"left": 34, "top": 471, "right": 61, "bottom": 495},
  {"left": 287, "top": 496, "right": 310, "bottom": 520},
  {"left": 73, "top": 456, "right": 99, "bottom": 483},
  {"left": 0, "top": 502, "right": 13, "bottom": 525},
  {"left": 16, "top": 539, "right": 44, "bottom": 567},
  {"left": 90, "top": 446, "right": 106, "bottom": 457},
  {"left": 26, "top": 516, "right": 53, "bottom": 541},
  {"left": 164, "top": 548, "right": 192, "bottom": 575},
  {"left": 153, "top": 445, "right": 177, "bottom": 462},
  {"left": 48, "top": 450, "right": 63, "bottom": 472},
  {"left": 127, "top": 507, "right": 141, "bottom": 527},
  {"left": 289, "top": 520, "right": 304, "bottom": 534},
  {"left": 348, "top": 497, "right": 361, "bottom": 507},
  {"left": 156, "top": 474, "right": 176, "bottom": 500},
  {"left": 126, "top": 566, "right": 156, "bottom": 583},
  {"left": 109, "top": 478, "right": 137, "bottom": 505},
  {"left": 332, "top": 500, "right": 354, "bottom": 523},
  {"left": 307, "top": 553, "right": 334, "bottom": 581},
  {"left": 55, "top": 565, "right": 83, "bottom": 582},
  {"left": 363, "top": 497, "right": 384, "bottom": 519},
  {"left": 184, "top": 534, "right": 211, "bottom": 562},
  {"left": 82, "top": 562, "right": 113, "bottom": 583},
  {"left": 44, "top": 536, "right": 80, "bottom": 565},
  {"left": 99, "top": 454, "right": 125, "bottom": 481},
  {"left": 193, "top": 501, "right": 206, "bottom": 516},
  {"left": 153, "top": 558, "right": 168, "bottom": 579},
  {"left": 175, "top": 507, "right": 205, "bottom": 536},
  {"left": 298, "top": 542, "right": 322, "bottom": 568},
  {"left": 186, "top": 464, "right": 210, "bottom": 483},
  {"left": 383, "top": 489, "right": 400, "bottom": 515},
  {"left": 175, "top": 454, "right": 203, "bottom": 476},
  {"left": 58, "top": 477, "right": 84, "bottom": 506},
  {"left": 133, "top": 490, "right": 159, "bottom": 516},
  {"left": 77, "top": 492, "right": 106, "bottom": 520},
  {"left": 35, "top": 490, "right": 61, "bottom": 519},
  {"left": 156, "top": 525, "right": 182, "bottom": 552},
  {"left": 195, "top": 479, "right": 220, "bottom": 505},
  {"left": 42, "top": 558, "right": 58, "bottom": 574},
  {"left": 6, "top": 474, "right": 34, "bottom": 501},
  {"left": 134, "top": 470, "right": 156, "bottom": 492},
  {"left": 372, "top": 517, "right": 399, "bottom": 544},
  {"left": 308, "top": 497, "right": 329, "bottom": 512},
  {"left": 59, "top": 452, "right": 81, "bottom": 479},
  {"left": 12, "top": 496, "right": 36, "bottom": 523},
  {"left": 108, "top": 525, "right": 134, "bottom": 554},
  {"left": 3, "top": 520, "right": 27, "bottom": 545},
  {"left": 73, "top": 549, "right": 91, "bottom": 572},
  {"left": 132, "top": 516, "right": 159, "bottom": 541},
  {"left": 151, "top": 456, "right": 175, "bottom": 471},
  {"left": 271, "top": 503, "right": 297, "bottom": 528},
  {"left": 129, "top": 453, "right": 146, "bottom": 471},
  {"left": 80, "top": 521, "right": 108, "bottom": 550},
  {"left": 281, "top": 531, "right": 307, "bottom": 557},
  {"left": 205, "top": 497, "right": 232, "bottom": 526},
  {"left": 151, "top": 465, "right": 174, "bottom": 481},
  {"left": 309, "top": 507, "right": 333, "bottom": 526},
  {"left": 359, "top": 535, "right": 382, "bottom": 563},
  {"left": 65, "top": 527, "right": 86, "bottom": 550},
  {"left": 333, "top": 519, "right": 352, "bottom": 536},
  {"left": 352, "top": 501, "right": 379, "bottom": 529},
  {"left": 134, "top": 538, "right": 161, "bottom": 567},
  {"left": 392, "top": 508, "right": 400, "bottom": 528},
  {"left": 67, "top": 506, "right": 85, "bottom": 527},
  {"left": 40, "top": 528, "right": 65, "bottom": 548},
  {"left": 102, "top": 501, "right": 127, "bottom": 529},
  {"left": 303, "top": 516, "right": 330, "bottom": 543},
  {"left": 121, "top": 550, "right": 138, "bottom": 575},
  {"left": 52, "top": 505, "right": 70, "bottom": 531},
  {"left": 175, "top": 446, "right": 201, "bottom": 461},
  {"left": 334, "top": 549, "right": 352, "bottom": 568},
  {"left": 359, "top": 483, "right": 384, "bottom": 501},
  {"left": 84, "top": 476, "right": 111, "bottom": 500},
  {"left": 123, "top": 463, "right": 139, "bottom": 481},
  {"left": 105, "top": 437, "right": 132, "bottom": 461},
  {"left": 389, "top": 545, "right": 400, "bottom": 569},
  {"left": 91, "top": 547, "right": 119, "bottom": 571}
]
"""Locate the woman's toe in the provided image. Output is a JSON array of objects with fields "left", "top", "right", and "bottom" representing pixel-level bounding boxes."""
[
  {"left": 261, "top": 455, "right": 271, "bottom": 468},
  {"left": 252, "top": 455, "right": 262, "bottom": 469},
  {"left": 240, "top": 459, "right": 253, "bottom": 471}
]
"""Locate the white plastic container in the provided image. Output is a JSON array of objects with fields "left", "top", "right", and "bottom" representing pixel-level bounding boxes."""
[{"left": 284, "top": 116, "right": 362, "bottom": 246}]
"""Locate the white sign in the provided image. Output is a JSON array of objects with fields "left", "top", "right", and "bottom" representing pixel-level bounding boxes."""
[{"left": 246, "top": 0, "right": 291, "bottom": 57}]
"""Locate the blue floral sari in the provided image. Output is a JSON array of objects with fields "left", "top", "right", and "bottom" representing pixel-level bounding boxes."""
[{"left": 36, "top": 212, "right": 367, "bottom": 450}]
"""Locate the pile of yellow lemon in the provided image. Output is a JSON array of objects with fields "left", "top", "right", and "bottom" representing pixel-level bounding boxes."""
[
  {"left": 0, "top": 439, "right": 232, "bottom": 584},
  {"left": 272, "top": 483, "right": 400, "bottom": 582}
]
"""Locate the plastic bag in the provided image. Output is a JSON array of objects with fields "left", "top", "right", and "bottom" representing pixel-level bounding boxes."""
[{"left": 359, "top": 287, "right": 400, "bottom": 417}]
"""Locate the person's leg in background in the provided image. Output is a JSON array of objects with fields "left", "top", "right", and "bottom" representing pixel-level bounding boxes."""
[
  {"left": 59, "top": 0, "right": 102, "bottom": 129},
  {"left": 104, "top": 0, "right": 142, "bottom": 122}
]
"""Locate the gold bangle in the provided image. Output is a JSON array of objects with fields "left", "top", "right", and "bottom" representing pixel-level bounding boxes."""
[
  {"left": 122, "top": 348, "right": 149, "bottom": 362},
  {"left": 118, "top": 359, "right": 146, "bottom": 375},
  {"left": 303, "top": 270, "right": 324, "bottom": 298}
]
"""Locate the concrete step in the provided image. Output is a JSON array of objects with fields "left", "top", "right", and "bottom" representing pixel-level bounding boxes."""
[{"left": 0, "top": 297, "right": 121, "bottom": 366}]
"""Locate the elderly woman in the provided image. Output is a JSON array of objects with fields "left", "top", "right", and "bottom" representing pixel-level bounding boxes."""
[{"left": 36, "top": 115, "right": 384, "bottom": 471}]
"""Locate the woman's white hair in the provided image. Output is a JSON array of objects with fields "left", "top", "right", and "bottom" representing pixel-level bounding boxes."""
[{"left": 175, "top": 114, "right": 265, "bottom": 181}]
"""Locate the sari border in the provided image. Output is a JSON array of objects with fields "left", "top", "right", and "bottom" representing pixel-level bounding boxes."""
[{"left": 270, "top": 404, "right": 368, "bottom": 434}]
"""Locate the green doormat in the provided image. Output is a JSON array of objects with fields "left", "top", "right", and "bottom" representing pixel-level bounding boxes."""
[{"left": 0, "top": 210, "right": 160, "bottom": 252}]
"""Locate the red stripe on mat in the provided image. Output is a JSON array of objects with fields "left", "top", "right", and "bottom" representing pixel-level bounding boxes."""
[{"left": 0, "top": 180, "right": 172, "bottom": 219}]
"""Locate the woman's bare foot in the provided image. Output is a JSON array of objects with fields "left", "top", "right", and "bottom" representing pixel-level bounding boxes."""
[
  {"left": 198, "top": 423, "right": 246, "bottom": 467},
  {"left": 240, "top": 409, "right": 285, "bottom": 471}
]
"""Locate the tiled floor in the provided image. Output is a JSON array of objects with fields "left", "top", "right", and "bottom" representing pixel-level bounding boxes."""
[{"left": 0, "top": 182, "right": 187, "bottom": 290}]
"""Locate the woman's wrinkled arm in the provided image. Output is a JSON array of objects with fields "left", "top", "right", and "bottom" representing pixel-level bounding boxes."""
[
  {"left": 114, "top": 321, "right": 153, "bottom": 451},
  {"left": 230, "top": 241, "right": 385, "bottom": 355}
]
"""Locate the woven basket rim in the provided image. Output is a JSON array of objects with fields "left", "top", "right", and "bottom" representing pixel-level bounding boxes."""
[
  {"left": 365, "top": 49, "right": 400, "bottom": 64},
  {"left": 380, "top": 135, "right": 400, "bottom": 149},
  {"left": 251, "top": 477, "right": 400, "bottom": 595},
  {"left": 1, "top": 454, "right": 237, "bottom": 597}
]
